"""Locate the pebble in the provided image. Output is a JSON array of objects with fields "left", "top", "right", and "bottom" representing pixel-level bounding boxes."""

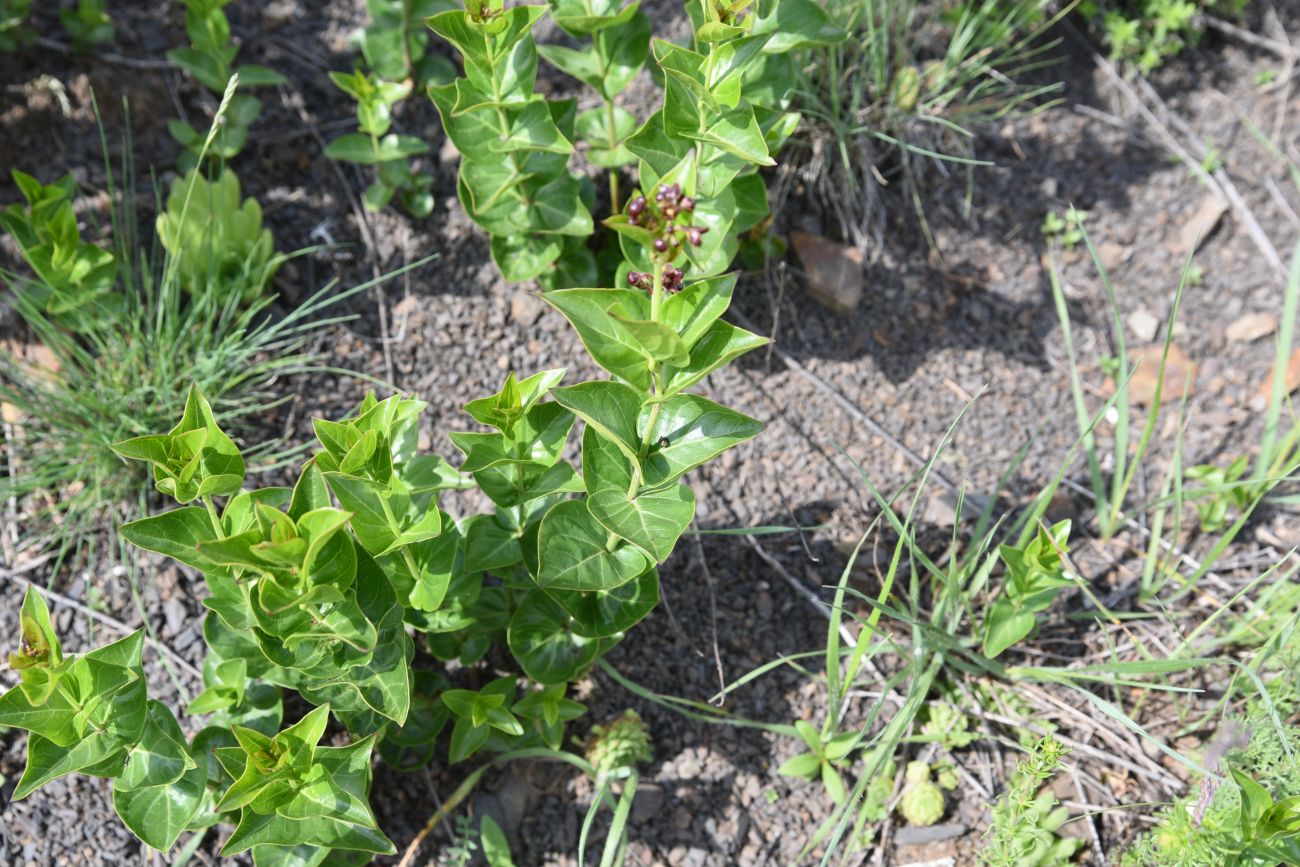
[
  {"left": 790, "top": 230, "right": 864, "bottom": 314},
  {"left": 1127, "top": 308, "right": 1160, "bottom": 343},
  {"left": 1226, "top": 312, "right": 1277, "bottom": 343}
]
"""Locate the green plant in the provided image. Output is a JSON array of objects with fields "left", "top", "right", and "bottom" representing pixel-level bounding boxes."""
[
  {"left": 325, "top": 1, "right": 457, "bottom": 217},
  {"left": 0, "top": 170, "right": 121, "bottom": 330},
  {"left": 427, "top": 0, "right": 821, "bottom": 286},
  {"left": 982, "top": 519, "right": 1073, "bottom": 658},
  {"left": 167, "top": 0, "right": 286, "bottom": 169},
  {"left": 1042, "top": 207, "right": 1087, "bottom": 249},
  {"left": 325, "top": 70, "right": 435, "bottom": 217},
  {"left": 899, "top": 761, "right": 946, "bottom": 827},
  {"left": 0, "top": 97, "right": 352, "bottom": 571},
  {"left": 358, "top": 0, "right": 458, "bottom": 84},
  {"left": 155, "top": 167, "right": 281, "bottom": 305},
  {"left": 1, "top": 77, "right": 770, "bottom": 855},
  {"left": 1123, "top": 639, "right": 1300, "bottom": 865},
  {"left": 779, "top": 719, "right": 858, "bottom": 804},
  {"left": 60, "top": 0, "right": 113, "bottom": 49},
  {"left": 1185, "top": 455, "right": 1251, "bottom": 532},
  {"left": 0, "top": 0, "right": 32, "bottom": 52},
  {"left": 978, "top": 736, "right": 1083, "bottom": 866},
  {"left": 1082, "top": 0, "right": 1246, "bottom": 74},
  {"left": 791, "top": 0, "right": 1065, "bottom": 250}
]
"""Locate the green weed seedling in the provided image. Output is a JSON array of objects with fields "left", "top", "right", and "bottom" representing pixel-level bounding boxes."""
[
  {"left": 155, "top": 168, "right": 281, "bottom": 306},
  {"left": 326, "top": 1, "right": 458, "bottom": 217},
  {"left": 1184, "top": 455, "right": 1251, "bottom": 532},
  {"left": 326, "top": 70, "right": 435, "bottom": 216},
  {"left": 0, "top": 0, "right": 32, "bottom": 52},
  {"left": 978, "top": 736, "right": 1083, "bottom": 866},
  {"left": 60, "top": 0, "right": 113, "bottom": 50},
  {"left": 1042, "top": 207, "right": 1087, "bottom": 249},
  {"left": 167, "top": 0, "right": 286, "bottom": 169},
  {"left": 779, "top": 719, "right": 859, "bottom": 804},
  {"left": 982, "top": 519, "right": 1073, "bottom": 658},
  {"left": 1083, "top": 0, "right": 1247, "bottom": 74},
  {"left": 0, "top": 170, "right": 121, "bottom": 330}
]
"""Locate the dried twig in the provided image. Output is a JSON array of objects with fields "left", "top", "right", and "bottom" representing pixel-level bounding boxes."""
[
  {"left": 33, "top": 36, "right": 174, "bottom": 70},
  {"left": 1203, "top": 15, "right": 1297, "bottom": 59},
  {"left": 0, "top": 564, "right": 202, "bottom": 681}
]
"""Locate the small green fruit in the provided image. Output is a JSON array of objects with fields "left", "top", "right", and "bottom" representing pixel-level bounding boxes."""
[
  {"left": 900, "top": 780, "right": 945, "bottom": 827},
  {"left": 585, "top": 710, "right": 653, "bottom": 777}
]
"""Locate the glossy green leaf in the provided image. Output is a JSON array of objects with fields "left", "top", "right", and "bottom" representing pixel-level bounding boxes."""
[
  {"left": 639, "top": 395, "right": 763, "bottom": 487},
  {"left": 588, "top": 484, "right": 695, "bottom": 562},
  {"left": 507, "top": 592, "right": 599, "bottom": 683},
  {"left": 536, "top": 500, "right": 651, "bottom": 591}
]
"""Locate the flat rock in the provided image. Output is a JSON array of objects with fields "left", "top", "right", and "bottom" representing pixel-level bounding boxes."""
[
  {"left": 1260, "top": 348, "right": 1300, "bottom": 400},
  {"left": 1226, "top": 312, "right": 1277, "bottom": 343},
  {"left": 791, "top": 230, "right": 864, "bottom": 314},
  {"left": 1123, "top": 344, "right": 1197, "bottom": 406},
  {"left": 1176, "top": 193, "right": 1229, "bottom": 255},
  {"left": 1127, "top": 309, "right": 1159, "bottom": 343},
  {"left": 510, "top": 291, "right": 544, "bottom": 325}
]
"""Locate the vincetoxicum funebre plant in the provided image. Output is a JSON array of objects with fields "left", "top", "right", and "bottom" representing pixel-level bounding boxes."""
[
  {"left": 0, "top": 3, "right": 838, "bottom": 861},
  {"left": 428, "top": 0, "right": 842, "bottom": 285}
]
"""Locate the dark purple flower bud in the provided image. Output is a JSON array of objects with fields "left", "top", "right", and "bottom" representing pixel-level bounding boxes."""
[
  {"left": 628, "top": 196, "right": 646, "bottom": 217},
  {"left": 687, "top": 227, "right": 703, "bottom": 247},
  {"left": 653, "top": 238, "right": 668, "bottom": 253},
  {"left": 680, "top": 196, "right": 696, "bottom": 212}
]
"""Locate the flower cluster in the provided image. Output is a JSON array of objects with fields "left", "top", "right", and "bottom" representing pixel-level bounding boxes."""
[
  {"left": 627, "top": 265, "right": 685, "bottom": 294},
  {"left": 627, "top": 183, "right": 709, "bottom": 258}
]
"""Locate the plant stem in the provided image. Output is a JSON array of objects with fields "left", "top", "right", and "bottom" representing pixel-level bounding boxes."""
[
  {"left": 605, "top": 99, "right": 621, "bottom": 215},
  {"left": 201, "top": 494, "right": 223, "bottom": 535}
]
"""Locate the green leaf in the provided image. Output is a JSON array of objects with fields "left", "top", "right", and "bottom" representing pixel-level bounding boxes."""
[
  {"left": 587, "top": 484, "right": 695, "bottom": 562},
  {"left": 113, "top": 754, "right": 206, "bottom": 852},
  {"left": 324, "top": 474, "right": 399, "bottom": 555},
  {"left": 536, "top": 500, "right": 651, "bottom": 591},
  {"left": 982, "top": 600, "right": 1035, "bottom": 658},
  {"left": 552, "top": 381, "right": 644, "bottom": 465},
  {"left": 115, "top": 701, "right": 195, "bottom": 791},
  {"left": 507, "top": 592, "right": 599, "bottom": 684},
  {"left": 683, "top": 102, "right": 773, "bottom": 166},
  {"left": 546, "top": 566, "right": 659, "bottom": 638},
  {"left": 639, "top": 395, "right": 763, "bottom": 487},
  {"left": 112, "top": 702, "right": 206, "bottom": 852},
  {"left": 778, "top": 751, "right": 822, "bottom": 779},
  {"left": 663, "top": 320, "right": 768, "bottom": 394},
  {"left": 491, "top": 233, "right": 563, "bottom": 282},
  {"left": 463, "top": 513, "right": 523, "bottom": 574},
  {"left": 611, "top": 312, "right": 691, "bottom": 367},
  {"left": 544, "top": 289, "right": 655, "bottom": 390},
  {"left": 481, "top": 815, "right": 517, "bottom": 867},
  {"left": 752, "top": 0, "right": 848, "bottom": 53}
]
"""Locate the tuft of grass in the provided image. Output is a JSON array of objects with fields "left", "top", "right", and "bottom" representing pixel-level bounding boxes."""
[
  {"left": 0, "top": 89, "right": 378, "bottom": 573},
  {"left": 790, "top": 0, "right": 1070, "bottom": 252}
]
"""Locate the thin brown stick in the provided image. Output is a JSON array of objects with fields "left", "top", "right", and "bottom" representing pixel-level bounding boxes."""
[
  {"left": 33, "top": 36, "right": 174, "bottom": 70},
  {"left": 1202, "top": 15, "right": 1297, "bottom": 59},
  {"left": 0, "top": 566, "right": 203, "bottom": 681},
  {"left": 690, "top": 530, "right": 728, "bottom": 704}
]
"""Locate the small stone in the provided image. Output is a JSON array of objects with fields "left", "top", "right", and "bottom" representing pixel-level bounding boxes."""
[
  {"left": 1039, "top": 176, "right": 1059, "bottom": 199},
  {"left": 162, "top": 597, "right": 187, "bottom": 638},
  {"left": 1176, "top": 193, "right": 1229, "bottom": 255},
  {"left": 1127, "top": 309, "right": 1160, "bottom": 343},
  {"left": 261, "top": 0, "right": 296, "bottom": 27},
  {"left": 923, "top": 492, "right": 959, "bottom": 527},
  {"left": 1122, "top": 344, "right": 1197, "bottom": 406},
  {"left": 1226, "top": 312, "right": 1277, "bottom": 343},
  {"left": 791, "top": 230, "right": 864, "bottom": 315},
  {"left": 510, "top": 291, "right": 543, "bottom": 325},
  {"left": 631, "top": 783, "right": 665, "bottom": 824},
  {"left": 1260, "top": 348, "right": 1300, "bottom": 400},
  {"left": 1097, "top": 241, "right": 1127, "bottom": 272}
]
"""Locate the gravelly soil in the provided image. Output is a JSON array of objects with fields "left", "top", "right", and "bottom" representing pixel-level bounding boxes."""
[{"left": 2, "top": 1, "right": 1299, "bottom": 865}]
